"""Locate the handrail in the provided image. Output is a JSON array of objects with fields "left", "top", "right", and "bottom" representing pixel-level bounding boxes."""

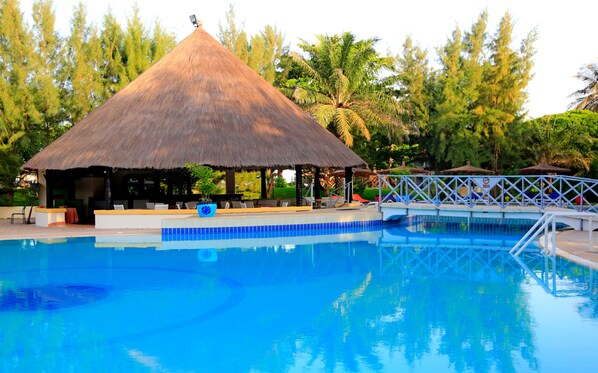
[
  {"left": 378, "top": 174, "right": 598, "bottom": 212},
  {"left": 510, "top": 214, "right": 555, "bottom": 256},
  {"left": 509, "top": 211, "right": 598, "bottom": 256}
]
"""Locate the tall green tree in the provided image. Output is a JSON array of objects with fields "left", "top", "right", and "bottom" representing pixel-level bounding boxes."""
[
  {"left": 429, "top": 26, "right": 478, "bottom": 169},
  {"left": 570, "top": 63, "right": 598, "bottom": 112},
  {"left": 520, "top": 111, "right": 597, "bottom": 174},
  {"left": 0, "top": 0, "right": 38, "bottom": 152},
  {"left": 288, "top": 32, "right": 408, "bottom": 147},
  {"left": 394, "top": 36, "right": 432, "bottom": 165},
  {"left": 217, "top": 5, "right": 286, "bottom": 84},
  {"left": 61, "top": 1, "right": 102, "bottom": 126},
  {"left": 150, "top": 20, "right": 176, "bottom": 63},
  {"left": 427, "top": 12, "right": 536, "bottom": 172},
  {"left": 0, "top": 0, "right": 37, "bottom": 201},
  {"left": 477, "top": 13, "right": 536, "bottom": 170},
  {"left": 28, "top": 0, "right": 62, "bottom": 152},
  {"left": 247, "top": 25, "right": 287, "bottom": 84},
  {"left": 395, "top": 36, "right": 431, "bottom": 133},
  {"left": 99, "top": 11, "right": 127, "bottom": 100},
  {"left": 122, "top": 5, "right": 151, "bottom": 82},
  {"left": 217, "top": 4, "right": 249, "bottom": 63}
]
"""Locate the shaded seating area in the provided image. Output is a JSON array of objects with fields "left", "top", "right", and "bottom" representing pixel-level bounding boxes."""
[{"left": 22, "top": 26, "right": 367, "bottom": 221}]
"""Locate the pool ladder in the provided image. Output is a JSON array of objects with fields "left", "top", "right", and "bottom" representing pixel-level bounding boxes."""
[{"left": 510, "top": 212, "right": 598, "bottom": 256}]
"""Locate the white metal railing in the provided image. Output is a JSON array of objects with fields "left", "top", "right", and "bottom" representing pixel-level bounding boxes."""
[
  {"left": 378, "top": 174, "right": 598, "bottom": 212},
  {"left": 303, "top": 182, "right": 315, "bottom": 206},
  {"left": 509, "top": 212, "right": 598, "bottom": 256}
]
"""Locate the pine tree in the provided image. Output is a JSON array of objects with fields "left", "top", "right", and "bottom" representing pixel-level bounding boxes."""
[
  {"left": 477, "top": 13, "right": 536, "bottom": 170},
  {"left": 99, "top": 11, "right": 127, "bottom": 100},
  {"left": 150, "top": 20, "right": 176, "bottom": 63},
  {"left": 247, "top": 25, "right": 287, "bottom": 84},
  {"left": 0, "top": 0, "right": 38, "bottom": 152},
  {"left": 29, "top": 0, "right": 62, "bottom": 150},
  {"left": 61, "top": 2, "right": 103, "bottom": 126},
  {"left": 429, "top": 26, "right": 478, "bottom": 169},
  {"left": 396, "top": 36, "right": 431, "bottom": 134},
  {"left": 217, "top": 5, "right": 287, "bottom": 84},
  {"left": 123, "top": 5, "right": 151, "bottom": 82},
  {"left": 217, "top": 4, "right": 249, "bottom": 63},
  {"left": 0, "top": 0, "right": 37, "bottom": 200}
]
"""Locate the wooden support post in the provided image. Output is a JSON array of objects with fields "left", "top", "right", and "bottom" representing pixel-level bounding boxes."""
[
  {"left": 104, "top": 168, "right": 112, "bottom": 210},
  {"left": 226, "top": 169, "right": 235, "bottom": 194},
  {"left": 314, "top": 167, "right": 322, "bottom": 208},
  {"left": 260, "top": 168, "right": 267, "bottom": 199},
  {"left": 45, "top": 170, "right": 53, "bottom": 208},
  {"left": 295, "top": 165, "right": 303, "bottom": 207}
]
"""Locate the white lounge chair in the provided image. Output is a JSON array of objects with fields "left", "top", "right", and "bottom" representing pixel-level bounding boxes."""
[
  {"left": 185, "top": 201, "right": 198, "bottom": 209},
  {"left": 114, "top": 204, "right": 125, "bottom": 210},
  {"left": 154, "top": 203, "right": 168, "bottom": 210}
]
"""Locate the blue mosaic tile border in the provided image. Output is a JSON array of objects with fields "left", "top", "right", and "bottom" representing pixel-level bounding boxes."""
[{"left": 162, "top": 219, "right": 384, "bottom": 241}]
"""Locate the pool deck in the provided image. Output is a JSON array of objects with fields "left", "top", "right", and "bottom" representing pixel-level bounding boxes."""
[{"left": 1, "top": 208, "right": 598, "bottom": 269}]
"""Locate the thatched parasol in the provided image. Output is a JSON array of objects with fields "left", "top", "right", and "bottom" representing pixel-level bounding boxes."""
[
  {"left": 23, "top": 26, "right": 365, "bottom": 171},
  {"left": 441, "top": 161, "right": 494, "bottom": 175},
  {"left": 378, "top": 161, "right": 429, "bottom": 175},
  {"left": 329, "top": 168, "right": 376, "bottom": 178},
  {"left": 518, "top": 162, "right": 570, "bottom": 175}
]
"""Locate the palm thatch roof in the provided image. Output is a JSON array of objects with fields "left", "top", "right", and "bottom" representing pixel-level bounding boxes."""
[
  {"left": 441, "top": 161, "right": 494, "bottom": 175},
  {"left": 24, "top": 26, "right": 365, "bottom": 171},
  {"left": 378, "top": 161, "right": 429, "bottom": 175},
  {"left": 519, "top": 162, "right": 570, "bottom": 175},
  {"left": 328, "top": 168, "right": 376, "bottom": 178}
]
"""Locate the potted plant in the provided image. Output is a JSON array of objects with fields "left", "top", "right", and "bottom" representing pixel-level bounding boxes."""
[{"left": 185, "top": 164, "right": 218, "bottom": 218}]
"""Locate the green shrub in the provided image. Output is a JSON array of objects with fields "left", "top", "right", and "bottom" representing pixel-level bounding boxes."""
[
  {"left": 272, "top": 187, "right": 296, "bottom": 199},
  {"left": 274, "top": 177, "right": 288, "bottom": 188},
  {"left": 361, "top": 188, "right": 391, "bottom": 201},
  {"left": 4, "top": 188, "right": 39, "bottom": 206}
]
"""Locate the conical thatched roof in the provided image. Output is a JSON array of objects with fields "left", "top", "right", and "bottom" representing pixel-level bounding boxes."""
[
  {"left": 378, "top": 161, "right": 429, "bottom": 175},
  {"left": 24, "top": 27, "right": 366, "bottom": 171},
  {"left": 441, "top": 161, "right": 494, "bottom": 175},
  {"left": 328, "top": 168, "right": 376, "bottom": 178},
  {"left": 519, "top": 162, "right": 570, "bottom": 174}
]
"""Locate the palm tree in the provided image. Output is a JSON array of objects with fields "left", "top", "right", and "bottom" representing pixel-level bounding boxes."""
[
  {"left": 524, "top": 114, "right": 594, "bottom": 173},
  {"left": 288, "top": 32, "right": 409, "bottom": 147},
  {"left": 570, "top": 63, "right": 598, "bottom": 112}
]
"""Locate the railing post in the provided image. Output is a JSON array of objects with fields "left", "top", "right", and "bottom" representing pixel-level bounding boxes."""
[
  {"left": 544, "top": 215, "right": 549, "bottom": 252},
  {"left": 500, "top": 176, "right": 505, "bottom": 208},
  {"left": 540, "top": 176, "right": 545, "bottom": 209},
  {"left": 551, "top": 217, "right": 556, "bottom": 256},
  {"left": 579, "top": 181, "right": 584, "bottom": 212},
  {"left": 378, "top": 175, "right": 383, "bottom": 212}
]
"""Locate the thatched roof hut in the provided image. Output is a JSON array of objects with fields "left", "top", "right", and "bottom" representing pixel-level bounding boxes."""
[
  {"left": 441, "top": 161, "right": 494, "bottom": 175},
  {"left": 24, "top": 26, "right": 365, "bottom": 171},
  {"left": 518, "top": 161, "right": 570, "bottom": 175},
  {"left": 378, "top": 161, "right": 429, "bottom": 175}
]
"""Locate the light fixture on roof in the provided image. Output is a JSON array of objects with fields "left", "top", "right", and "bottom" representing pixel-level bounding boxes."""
[{"left": 189, "top": 14, "right": 199, "bottom": 28}]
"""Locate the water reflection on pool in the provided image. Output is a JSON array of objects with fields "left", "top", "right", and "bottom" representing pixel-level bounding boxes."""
[{"left": 0, "top": 219, "right": 597, "bottom": 372}]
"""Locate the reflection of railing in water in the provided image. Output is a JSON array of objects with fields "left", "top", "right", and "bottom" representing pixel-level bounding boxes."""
[
  {"left": 379, "top": 246, "right": 528, "bottom": 282},
  {"left": 400, "top": 215, "right": 535, "bottom": 235},
  {"left": 514, "top": 251, "right": 597, "bottom": 297},
  {"left": 380, "top": 245, "right": 597, "bottom": 298}
]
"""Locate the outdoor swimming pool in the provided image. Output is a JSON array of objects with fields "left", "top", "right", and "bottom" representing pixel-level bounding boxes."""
[{"left": 1, "top": 218, "right": 597, "bottom": 372}]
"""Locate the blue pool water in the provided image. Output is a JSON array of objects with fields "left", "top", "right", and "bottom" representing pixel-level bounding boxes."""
[{"left": 1, "top": 219, "right": 597, "bottom": 372}]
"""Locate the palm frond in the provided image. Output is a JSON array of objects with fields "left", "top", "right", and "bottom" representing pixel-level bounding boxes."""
[{"left": 310, "top": 104, "right": 336, "bottom": 128}]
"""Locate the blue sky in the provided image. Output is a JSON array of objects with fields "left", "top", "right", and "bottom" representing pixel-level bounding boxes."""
[{"left": 20, "top": 0, "right": 598, "bottom": 118}]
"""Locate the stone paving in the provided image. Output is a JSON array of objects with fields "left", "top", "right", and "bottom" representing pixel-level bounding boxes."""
[{"left": 1, "top": 217, "right": 598, "bottom": 269}]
